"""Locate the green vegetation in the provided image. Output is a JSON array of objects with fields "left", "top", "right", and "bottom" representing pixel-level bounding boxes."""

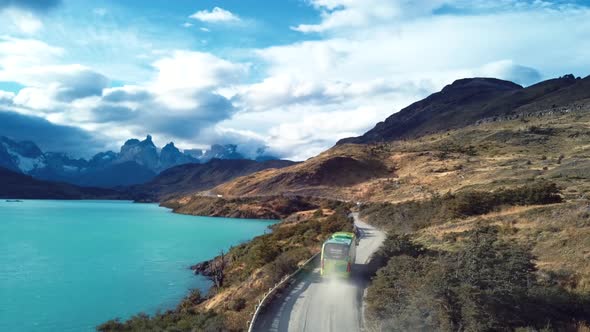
[
  {"left": 98, "top": 200, "right": 353, "bottom": 331},
  {"left": 360, "top": 181, "right": 562, "bottom": 232},
  {"left": 224, "top": 204, "right": 353, "bottom": 285},
  {"left": 163, "top": 195, "right": 338, "bottom": 220},
  {"left": 366, "top": 228, "right": 590, "bottom": 331},
  {"left": 98, "top": 289, "right": 224, "bottom": 332},
  {"left": 365, "top": 179, "right": 590, "bottom": 331}
]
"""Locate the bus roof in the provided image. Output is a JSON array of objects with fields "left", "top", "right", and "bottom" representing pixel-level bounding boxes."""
[
  {"left": 324, "top": 237, "right": 352, "bottom": 246},
  {"left": 331, "top": 232, "right": 355, "bottom": 239}
]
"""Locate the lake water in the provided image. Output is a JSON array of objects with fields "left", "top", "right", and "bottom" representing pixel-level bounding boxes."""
[{"left": 0, "top": 200, "right": 275, "bottom": 332}]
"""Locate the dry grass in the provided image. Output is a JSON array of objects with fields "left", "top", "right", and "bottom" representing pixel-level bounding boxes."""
[
  {"left": 416, "top": 201, "right": 590, "bottom": 293},
  {"left": 209, "top": 111, "right": 590, "bottom": 206}
]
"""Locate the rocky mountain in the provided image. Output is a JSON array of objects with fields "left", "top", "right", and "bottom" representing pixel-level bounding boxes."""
[
  {"left": 0, "top": 134, "right": 280, "bottom": 188},
  {"left": 149, "top": 75, "right": 590, "bottom": 332},
  {"left": 0, "top": 136, "right": 45, "bottom": 172},
  {"left": 0, "top": 166, "right": 120, "bottom": 199},
  {"left": 160, "top": 142, "right": 196, "bottom": 170},
  {"left": 196, "top": 144, "right": 279, "bottom": 163},
  {"left": 186, "top": 75, "right": 590, "bottom": 200},
  {"left": 128, "top": 158, "right": 297, "bottom": 201},
  {"left": 338, "top": 75, "right": 587, "bottom": 145},
  {"left": 0, "top": 135, "right": 165, "bottom": 187},
  {"left": 117, "top": 135, "right": 161, "bottom": 170}
]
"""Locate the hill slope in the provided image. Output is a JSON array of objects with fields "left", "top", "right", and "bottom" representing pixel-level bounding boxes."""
[
  {"left": 213, "top": 145, "right": 393, "bottom": 199},
  {"left": 101, "top": 75, "right": 590, "bottom": 331},
  {"left": 338, "top": 75, "right": 586, "bottom": 145},
  {"left": 129, "top": 158, "right": 297, "bottom": 201},
  {"left": 0, "top": 167, "right": 120, "bottom": 199},
  {"left": 198, "top": 75, "right": 590, "bottom": 201}
]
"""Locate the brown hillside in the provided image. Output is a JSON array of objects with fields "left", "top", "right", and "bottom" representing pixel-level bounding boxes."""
[
  {"left": 338, "top": 75, "right": 588, "bottom": 145},
  {"left": 212, "top": 144, "right": 393, "bottom": 198},
  {"left": 191, "top": 76, "right": 590, "bottom": 203},
  {"left": 0, "top": 167, "right": 120, "bottom": 199},
  {"left": 128, "top": 158, "right": 296, "bottom": 201},
  {"left": 209, "top": 99, "right": 590, "bottom": 203}
]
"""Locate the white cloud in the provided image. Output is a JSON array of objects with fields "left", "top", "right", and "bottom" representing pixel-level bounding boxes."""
[
  {"left": 3, "top": 46, "right": 246, "bottom": 152},
  {"left": 2, "top": 1, "right": 590, "bottom": 161},
  {"left": 151, "top": 51, "right": 247, "bottom": 90},
  {"left": 13, "top": 85, "right": 62, "bottom": 110},
  {"left": 200, "top": 27, "right": 210, "bottom": 32},
  {"left": 149, "top": 50, "right": 248, "bottom": 109},
  {"left": 93, "top": 8, "right": 107, "bottom": 16},
  {"left": 232, "top": 75, "right": 416, "bottom": 113},
  {"left": 1, "top": 9, "right": 43, "bottom": 34},
  {"left": 2, "top": 62, "right": 109, "bottom": 112},
  {"left": 0, "top": 37, "right": 112, "bottom": 111},
  {"left": 221, "top": 3, "right": 590, "bottom": 159},
  {"left": 189, "top": 7, "right": 240, "bottom": 23},
  {"left": 0, "top": 36, "right": 64, "bottom": 72},
  {"left": 182, "top": 22, "right": 193, "bottom": 28},
  {"left": 0, "top": 90, "right": 15, "bottom": 105},
  {"left": 292, "top": 0, "right": 444, "bottom": 33},
  {"left": 477, "top": 60, "right": 542, "bottom": 86}
]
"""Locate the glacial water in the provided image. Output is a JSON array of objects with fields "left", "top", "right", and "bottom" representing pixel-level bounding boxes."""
[{"left": 0, "top": 200, "right": 275, "bottom": 332}]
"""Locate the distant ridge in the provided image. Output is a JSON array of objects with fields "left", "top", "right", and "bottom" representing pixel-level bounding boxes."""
[
  {"left": 128, "top": 158, "right": 297, "bottom": 201},
  {"left": 0, "top": 167, "right": 120, "bottom": 199},
  {"left": 197, "top": 75, "right": 590, "bottom": 199},
  {"left": 338, "top": 75, "right": 586, "bottom": 145},
  {"left": 0, "top": 134, "right": 280, "bottom": 188}
]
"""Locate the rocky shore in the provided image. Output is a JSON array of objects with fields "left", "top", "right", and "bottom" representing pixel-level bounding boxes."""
[
  {"left": 189, "top": 259, "right": 216, "bottom": 278},
  {"left": 161, "top": 195, "right": 326, "bottom": 220}
]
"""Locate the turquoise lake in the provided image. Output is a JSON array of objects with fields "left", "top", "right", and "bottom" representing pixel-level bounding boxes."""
[{"left": 0, "top": 200, "right": 275, "bottom": 332}]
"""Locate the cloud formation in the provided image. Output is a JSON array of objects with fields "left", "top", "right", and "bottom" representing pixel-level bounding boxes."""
[
  {"left": 0, "top": 109, "right": 108, "bottom": 156},
  {"left": 0, "top": 48, "right": 245, "bottom": 155},
  {"left": 0, "top": 0, "right": 61, "bottom": 13},
  {"left": 189, "top": 7, "right": 240, "bottom": 23},
  {"left": 2, "top": 9, "right": 43, "bottom": 34},
  {"left": 222, "top": 0, "right": 590, "bottom": 159},
  {"left": 292, "top": 0, "right": 444, "bottom": 33},
  {"left": 1, "top": 1, "right": 590, "bottom": 160},
  {"left": 478, "top": 60, "right": 542, "bottom": 86}
]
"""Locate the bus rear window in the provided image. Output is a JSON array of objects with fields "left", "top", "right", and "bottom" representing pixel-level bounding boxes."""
[{"left": 324, "top": 243, "right": 349, "bottom": 260}]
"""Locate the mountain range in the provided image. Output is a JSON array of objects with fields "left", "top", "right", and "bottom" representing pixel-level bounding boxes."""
[
  {"left": 0, "top": 167, "right": 120, "bottom": 199},
  {"left": 0, "top": 135, "right": 277, "bottom": 188},
  {"left": 172, "top": 74, "right": 590, "bottom": 201},
  {"left": 94, "top": 74, "right": 590, "bottom": 331},
  {"left": 338, "top": 74, "right": 587, "bottom": 144},
  {"left": 4, "top": 74, "right": 590, "bottom": 201},
  {"left": 128, "top": 158, "right": 297, "bottom": 202}
]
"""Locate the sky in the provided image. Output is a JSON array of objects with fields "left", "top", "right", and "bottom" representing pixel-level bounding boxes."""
[{"left": 0, "top": 0, "right": 589, "bottom": 159}]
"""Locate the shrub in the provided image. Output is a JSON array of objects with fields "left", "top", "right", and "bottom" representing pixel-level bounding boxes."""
[
  {"left": 361, "top": 181, "right": 563, "bottom": 231},
  {"left": 366, "top": 255, "right": 450, "bottom": 331},
  {"left": 99, "top": 203, "right": 355, "bottom": 331},
  {"left": 229, "top": 298, "right": 246, "bottom": 312},
  {"left": 97, "top": 311, "right": 225, "bottom": 332},
  {"left": 321, "top": 211, "right": 353, "bottom": 234},
  {"left": 371, "top": 233, "right": 426, "bottom": 269},
  {"left": 557, "top": 154, "right": 565, "bottom": 164},
  {"left": 313, "top": 208, "right": 324, "bottom": 217},
  {"left": 365, "top": 227, "right": 590, "bottom": 331},
  {"left": 264, "top": 247, "right": 311, "bottom": 284},
  {"left": 178, "top": 289, "right": 203, "bottom": 313}
]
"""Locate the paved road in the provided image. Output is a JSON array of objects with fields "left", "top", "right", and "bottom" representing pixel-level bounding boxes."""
[{"left": 253, "top": 213, "right": 386, "bottom": 332}]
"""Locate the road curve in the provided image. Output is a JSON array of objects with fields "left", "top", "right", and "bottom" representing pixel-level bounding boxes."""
[{"left": 253, "top": 213, "right": 386, "bottom": 332}]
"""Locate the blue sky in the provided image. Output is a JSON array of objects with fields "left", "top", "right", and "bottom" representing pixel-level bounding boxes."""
[{"left": 0, "top": 0, "right": 589, "bottom": 159}]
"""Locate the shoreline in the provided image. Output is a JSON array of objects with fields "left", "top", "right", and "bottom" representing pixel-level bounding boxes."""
[
  {"left": 3, "top": 199, "right": 272, "bottom": 332},
  {"left": 97, "top": 196, "right": 354, "bottom": 331}
]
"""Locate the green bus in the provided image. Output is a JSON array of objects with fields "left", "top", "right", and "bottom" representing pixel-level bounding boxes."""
[{"left": 320, "top": 232, "right": 357, "bottom": 278}]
